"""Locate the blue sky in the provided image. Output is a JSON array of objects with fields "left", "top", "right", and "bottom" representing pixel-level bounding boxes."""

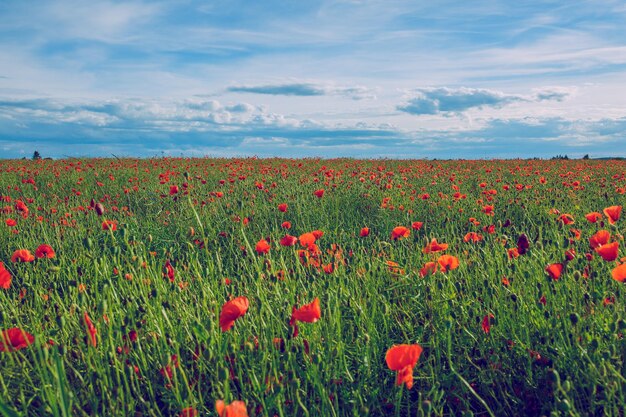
[{"left": 1, "top": 0, "right": 626, "bottom": 159}]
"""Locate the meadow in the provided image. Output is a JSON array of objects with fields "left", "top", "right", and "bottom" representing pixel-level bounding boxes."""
[{"left": 1, "top": 157, "right": 625, "bottom": 417}]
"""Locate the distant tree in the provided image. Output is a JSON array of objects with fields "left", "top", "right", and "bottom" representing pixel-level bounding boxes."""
[
  {"left": 582, "top": 154, "right": 589, "bottom": 160},
  {"left": 32, "top": 151, "right": 41, "bottom": 160}
]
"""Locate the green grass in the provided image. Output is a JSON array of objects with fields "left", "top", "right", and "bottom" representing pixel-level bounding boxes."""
[{"left": 1, "top": 157, "right": 625, "bottom": 416}]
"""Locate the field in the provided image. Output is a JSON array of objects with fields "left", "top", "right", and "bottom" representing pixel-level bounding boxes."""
[{"left": 1, "top": 157, "right": 625, "bottom": 417}]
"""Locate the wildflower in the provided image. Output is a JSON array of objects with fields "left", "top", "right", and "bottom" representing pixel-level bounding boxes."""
[
  {"left": 385, "top": 344, "right": 423, "bottom": 389},
  {"left": 219, "top": 296, "right": 249, "bottom": 332}
]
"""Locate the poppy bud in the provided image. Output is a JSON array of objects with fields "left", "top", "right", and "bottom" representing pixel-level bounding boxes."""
[{"left": 95, "top": 203, "right": 105, "bottom": 216}]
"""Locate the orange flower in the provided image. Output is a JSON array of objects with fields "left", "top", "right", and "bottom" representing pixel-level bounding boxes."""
[
  {"left": 279, "top": 235, "right": 298, "bottom": 247},
  {"left": 0, "top": 262, "right": 11, "bottom": 290},
  {"left": 437, "top": 255, "right": 459, "bottom": 272},
  {"left": 299, "top": 232, "right": 316, "bottom": 247},
  {"left": 255, "top": 239, "right": 270, "bottom": 255},
  {"left": 463, "top": 232, "right": 483, "bottom": 243},
  {"left": 359, "top": 227, "right": 370, "bottom": 237},
  {"left": 290, "top": 298, "right": 321, "bottom": 324},
  {"left": 35, "top": 244, "right": 56, "bottom": 259},
  {"left": 423, "top": 238, "right": 448, "bottom": 254},
  {"left": 102, "top": 220, "right": 118, "bottom": 231},
  {"left": 612, "top": 263, "right": 626, "bottom": 282},
  {"left": 84, "top": 312, "right": 97, "bottom": 347},
  {"left": 0, "top": 328, "right": 34, "bottom": 352},
  {"left": 419, "top": 262, "right": 437, "bottom": 277},
  {"left": 385, "top": 344, "right": 423, "bottom": 389},
  {"left": 603, "top": 205, "right": 622, "bottom": 224},
  {"left": 589, "top": 230, "right": 611, "bottom": 249},
  {"left": 545, "top": 263, "right": 563, "bottom": 280},
  {"left": 219, "top": 296, "right": 249, "bottom": 332},
  {"left": 585, "top": 212, "right": 602, "bottom": 223},
  {"left": 507, "top": 248, "right": 519, "bottom": 259},
  {"left": 390, "top": 226, "right": 410, "bottom": 240},
  {"left": 595, "top": 242, "right": 619, "bottom": 262},
  {"left": 215, "top": 400, "right": 248, "bottom": 417},
  {"left": 11, "top": 249, "right": 35, "bottom": 263}
]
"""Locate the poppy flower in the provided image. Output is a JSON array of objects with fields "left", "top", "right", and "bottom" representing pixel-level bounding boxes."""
[
  {"left": 0, "top": 328, "right": 34, "bottom": 352},
  {"left": 557, "top": 214, "right": 575, "bottom": 225},
  {"left": 255, "top": 239, "right": 270, "bottom": 255},
  {"left": 0, "top": 262, "right": 11, "bottom": 289},
  {"left": 419, "top": 262, "right": 437, "bottom": 277},
  {"left": 437, "top": 255, "right": 459, "bottom": 272},
  {"left": 423, "top": 238, "right": 448, "bottom": 254},
  {"left": 482, "top": 314, "right": 494, "bottom": 334},
  {"left": 385, "top": 344, "right": 423, "bottom": 389},
  {"left": 545, "top": 263, "right": 563, "bottom": 280},
  {"left": 215, "top": 400, "right": 248, "bottom": 417},
  {"left": 612, "top": 263, "right": 626, "bottom": 282},
  {"left": 179, "top": 407, "right": 198, "bottom": 417},
  {"left": 281, "top": 221, "right": 291, "bottom": 229},
  {"left": 290, "top": 298, "right": 321, "bottom": 324},
  {"left": 313, "top": 189, "right": 325, "bottom": 198},
  {"left": 102, "top": 220, "right": 118, "bottom": 231},
  {"left": 359, "top": 227, "right": 370, "bottom": 237},
  {"left": 312, "top": 230, "right": 324, "bottom": 240},
  {"left": 585, "top": 212, "right": 602, "bottom": 223},
  {"left": 84, "top": 312, "right": 97, "bottom": 347},
  {"left": 507, "top": 248, "right": 519, "bottom": 259},
  {"left": 299, "top": 232, "right": 316, "bottom": 247},
  {"left": 411, "top": 222, "right": 423, "bottom": 231},
  {"left": 589, "top": 230, "right": 611, "bottom": 249},
  {"left": 219, "top": 296, "right": 249, "bottom": 332},
  {"left": 390, "top": 226, "right": 410, "bottom": 241},
  {"left": 164, "top": 260, "right": 175, "bottom": 282},
  {"left": 277, "top": 203, "right": 288, "bottom": 212},
  {"left": 595, "top": 242, "right": 619, "bottom": 262},
  {"left": 603, "top": 205, "right": 622, "bottom": 224},
  {"left": 35, "top": 244, "right": 56, "bottom": 259},
  {"left": 517, "top": 233, "right": 530, "bottom": 255},
  {"left": 11, "top": 249, "right": 35, "bottom": 263},
  {"left": 463, "top": 232, "right": 483, "bottom": 243},
  {"left": 279, "top": 235, "right": 298, "bottom": 247},
  {"left": 5, "top": 219, "right": 16, "bottom": 227},
  {"left": 169, "top": 185, "right": 179, "bottom": 195}
]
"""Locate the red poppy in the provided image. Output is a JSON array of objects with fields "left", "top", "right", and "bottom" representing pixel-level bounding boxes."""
[
  {"left": 603, "top": 205, "right": 622, "bottom": 224},
  {"left": 255, "top": 239, "right": 270, "bottom": 255},
  {"left": 482, "top": 314, "right": 494, "bottom": 334},
  {"left": 164, "top": 260, "right": 175, "bottom": 282},
  {"left": 557, "top": 214, "right": 575, "bottom": 225},
  {"left": 390, "top": 226, "right": 410, "bottom": 240},
  {"left": 11, "top": 249, "right": 35, "bottom": 263},
  {"left": 595, "top": 242, "right": 619, "bottom": 262},
  {"left": 545, "top": 263, "right": 563, "bottom": 280},
  {"left": 385, "top": 344, "right": 423, "bottom": 389},
  {"left": 102, "top": 220, "right": 118, "bottom": 231},
  {"left": 279, "top": 235, "right": 298, "bottom": 247},
  {"left": 313, "top": 189, "right": 325, "bottom": 198},
  {"left": 215, "top": 400, "right": 248, "bottom": 417},
  {"left": 0, "top": 262, "right": 11, "bottom": 289},
  {"left": 0, "top": 328, "right": 34, "bottom": 352},
  {"left": 281, "top": 221, "right": 292, "bottom": 229},
  {"left": 290, "top": 298, "right": 321, "bottom": 324},
  {"left": 312, "top": 230, "right": 324, "bottom": 240},
  {"left": 507, "top": 248, "right": 519, "bottom": 259},
  {"left": 360, "top": 227, "right": 370, "bottom": 237},
  {"left": 5, "top": 219, "right": 16, "bottom": 227},
  {"left": 84, "top": 312, "right": 97, "bottom": 347},
  {"left": 612, "top": 263, "right": 626, "bottom": 282},
  {"left": 463, "top": 232, "right": 483, "bottom": 243},
  {"left": 277, "top": 203, "right": 288, "bottom": 212},
  {"left": 437, "top": 255, "right": 459, "bottom": 272},
  {"left": 299, "top": 232, "right": 316, "bottom": 247},
  {"left": 419, "top": 262, "right": 437, "bottom": 277},
  {"left": 219, "top": 296, "right": 249, "bottom": 332},
  {"left": 589, "top": 230, "right": 611, "bottom": 249},
  {"left": 423, "top": 238, "right": 448, "bottom": 254},
  {"left": 35, "top": 244, "right": 56, "bottom": 259},
  {"left": 169, "top": 185, "right": 179, "bottom": 195},
  {"left": 411, "top": 221, "right": 423, "bottom": 231},
  {"left": 585, "top": 212, "right": 602, "bottom": 223},
  {"left": 179, "top": 407, "right": 198, "bottom": 417}
]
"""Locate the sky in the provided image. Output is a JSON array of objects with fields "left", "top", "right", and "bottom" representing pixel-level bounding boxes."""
[{"left": 1, "top": 0, "right": 626, "bottom": 159}]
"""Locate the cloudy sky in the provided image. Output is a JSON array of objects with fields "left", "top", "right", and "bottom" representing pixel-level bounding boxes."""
[{"left": 1, "top": 0, "right": 626, "bottom": 159}]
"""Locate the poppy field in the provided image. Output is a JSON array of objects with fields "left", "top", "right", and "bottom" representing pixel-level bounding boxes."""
[{"left": 1, "top": 157, "right": 626, "bottom": 416}]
